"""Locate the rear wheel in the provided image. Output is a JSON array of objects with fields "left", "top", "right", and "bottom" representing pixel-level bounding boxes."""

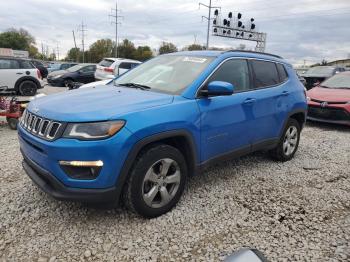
[
  {"left": 269, "top": 118, "right": 301, "bottom": 161},
  {"left": 18, "top": 80, "right": 37, "bottom": 96},
  {"left": 6, "top": 117, "right": 18, "bottom": 130},
  {"left": 123, "top": 144, "right": 187, "bottom": 218}
]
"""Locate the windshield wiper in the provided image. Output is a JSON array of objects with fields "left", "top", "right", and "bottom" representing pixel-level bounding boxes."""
[
  {"left": 319, "top": 85, "right": 330, "bottom": 88},
  {"left": 117, "top": 82, "right": 151, "bottom": 90}
]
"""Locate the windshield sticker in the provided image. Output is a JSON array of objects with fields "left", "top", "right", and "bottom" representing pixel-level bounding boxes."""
[{"left": 183, "top": 57, "right": 207, "bottom": 63}]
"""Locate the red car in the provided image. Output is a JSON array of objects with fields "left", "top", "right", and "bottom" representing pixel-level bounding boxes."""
[{"left": 307, "top": 72, "right": 350, "bottom": 126}]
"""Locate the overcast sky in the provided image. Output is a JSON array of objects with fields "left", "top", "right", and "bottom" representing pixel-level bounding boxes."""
[{"left": 0, "top": 0, "right": 349, "bottom": 66}]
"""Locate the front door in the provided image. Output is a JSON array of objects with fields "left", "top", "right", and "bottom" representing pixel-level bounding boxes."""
[{"left": 196, "top": 59, "right": 255, "bottom": 163}]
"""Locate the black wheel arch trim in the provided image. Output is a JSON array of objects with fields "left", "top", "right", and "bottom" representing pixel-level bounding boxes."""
[
  {"left": 280, "top": 108, "right": 307, "bottom": 137},
  {"left": 114, "top": 129, "right": 198, "bottom": 204},
  {"left": 14, "top": 76, "right": 41, "bottom": 91}
]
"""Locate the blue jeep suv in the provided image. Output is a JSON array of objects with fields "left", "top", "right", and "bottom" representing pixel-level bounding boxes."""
[{"left": 18, "top": 51, "right": 307, "bottom": 217}]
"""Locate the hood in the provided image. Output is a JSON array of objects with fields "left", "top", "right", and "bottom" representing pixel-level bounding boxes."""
[
  {"left": 27, "top": 85, "right": 174, "bottom": 122},
  {"left": 307, "top": 86, "right": 350, "bottom": 103},
  {"left": 48, "top": 70, "right": 68, "bottom": 77}
]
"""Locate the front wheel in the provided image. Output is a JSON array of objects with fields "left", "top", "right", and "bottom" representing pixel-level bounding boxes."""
[
  {"left": 18, "top": 80, "right": 37, "bottom": 96},
  {"left": 269, "top": 118, "right": 301, "bottom": 161},
  {"left": 7, "top": 117, "right": 18, "bottom": 130},
  {"left": 123, "top": 144, "right": 187, "bottom": 218}
]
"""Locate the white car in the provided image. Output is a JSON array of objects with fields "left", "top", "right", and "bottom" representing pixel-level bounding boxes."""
[
  {"left": 94, "top": 58, "right": 141, "bottom": 81},
  {"left": 78, "top": 79, "right": 112, "bottom": 89},
  {"left": 0, "top": 57, "right": 44, "bottom": 96}
]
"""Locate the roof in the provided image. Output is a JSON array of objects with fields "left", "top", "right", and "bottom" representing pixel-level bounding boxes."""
[{"left": 168, "top": 50, "right": 288, "bottom": 65}]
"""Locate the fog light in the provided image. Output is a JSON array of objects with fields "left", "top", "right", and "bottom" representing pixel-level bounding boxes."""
[{"left": 59, "top": 160, "right": 103, "bottom": 180}]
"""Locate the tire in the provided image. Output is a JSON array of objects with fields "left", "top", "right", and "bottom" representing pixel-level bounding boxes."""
[
  {"left": 6, "top": 117, "right": 18, "bottom": 130},
  {"left": 64, "top": 79, "right": 74, "bottom": 88},
  {"left": 18, "top": 80, "right": 37, "bottom": 96},
  {"left": 123, "top": 144, "right": 187, "bottom": 218},
  {"left": 269, "top": 118, "right": 301, "bottom": 161}
]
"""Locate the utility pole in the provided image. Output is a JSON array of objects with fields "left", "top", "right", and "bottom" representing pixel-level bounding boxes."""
[
  {"left": 109, "top": 1, "right": 123, "bottom": 58},
  {"left": 78, "top": 21, "right": 87, "bottom": 63},
  {"left": 199, "top": 0, "right": 220, "bottom": 50},
  {"left": 56, "top": 43, "right": 60, "bottom": 61},
  {"left": 72, "top": 30, "right": 78, "bottom": 62}
]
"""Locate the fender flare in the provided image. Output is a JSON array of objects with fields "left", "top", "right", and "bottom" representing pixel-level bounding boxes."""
[
  {"left": 279, "top": 108, "right": 307, "bottom": 138},
  {"left": 113, "top": 129, "right": 198, "bottom": 203}
]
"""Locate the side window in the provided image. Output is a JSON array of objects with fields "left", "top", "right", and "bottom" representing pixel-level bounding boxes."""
[
  {"left": 20, "top": 60, "right": 34, "bottom": 69},
  {"left": 251, "top": 60, "right": 279, "bottom": 88},
  {"left": 207, "top": 59, "right": 250, "bottom": 92},
  {"left": 81, "top": 65, "right": 96, "bottom": 72},
  {"left": 276, "top": 63, "right": 288, "bottom": 82},
  {"left": 119, "top": 62, "right": 132, "bottom": 70},
  {"left": 0, "top": 59, "right": 12, "bottom": 69}
]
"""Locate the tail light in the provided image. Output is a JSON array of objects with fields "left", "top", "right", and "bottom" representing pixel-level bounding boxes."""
[
  {"left": 37, "top": 69, "right": 42, "bottom": 79},
  {"left": 104, "top": 68, "right": 114, "bottom": 73}
]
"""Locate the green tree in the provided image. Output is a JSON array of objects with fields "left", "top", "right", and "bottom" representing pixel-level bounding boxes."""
[
  {"left": 117, "top": 39, "right": 136, "bottom": 59},
  {"left": 66, "top": 47, "right": 81, "bottom": 62},
  {"left": 133, "top": 46, "right": 153, "bottom": 61},
  {"left": 0, "top": 28, "right": 35, "bottom": 51},
  {"left": 187, "top": 44, "right": 205, "bottom": 51},
  {"left": 159, "top": 42, "right": 177, "bottom": 55},
  {"left": 89, "top": 39, "right": 114, "bottom": 63},
  {"left": 28, "top": 45, "right": 39, "bottom": 58}
]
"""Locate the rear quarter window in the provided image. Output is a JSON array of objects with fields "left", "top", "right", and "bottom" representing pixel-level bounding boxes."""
[
  {"left": 276, "top": 63, "right": 288, "bottom": 82},
  {"left": 98, "top": 59, "right": 114, "bottom": 67},
  {"left": 20, "top": 60, "right": 35, "bottom": 69},
  {"left": 251, "top": 60, "right": 279, "bottom": 88}
]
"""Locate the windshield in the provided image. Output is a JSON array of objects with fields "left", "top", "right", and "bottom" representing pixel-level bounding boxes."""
[
  {"left": 67, "top": 64, "right": 85, "bottom": 72},
  {"left": 321, "top": 74, "right": 350, "bottom": 89},
  {"left": 114, "top": 55, "right": 214, "bottom": 95},
  {"left": 306, "top": 66, "right": 334, "bottom": 75}
]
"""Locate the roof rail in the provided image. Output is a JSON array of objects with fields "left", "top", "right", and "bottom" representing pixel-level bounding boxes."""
[{"left": 222, "top": 50, "right": 283, "bottom": 59}]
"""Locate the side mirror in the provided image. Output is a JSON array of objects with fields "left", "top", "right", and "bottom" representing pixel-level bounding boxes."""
[{"left": 201, "top": 81, "right": 234, "bottom": 97}]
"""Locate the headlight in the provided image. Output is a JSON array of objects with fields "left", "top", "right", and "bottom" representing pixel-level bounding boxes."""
[{"left": 63, "top": 120, "right": 125, "bottom": 140}]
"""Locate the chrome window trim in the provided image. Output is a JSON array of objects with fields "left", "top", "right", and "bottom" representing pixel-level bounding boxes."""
[{"left": 195, "top": 56, "right": 289, "bottom": 98}]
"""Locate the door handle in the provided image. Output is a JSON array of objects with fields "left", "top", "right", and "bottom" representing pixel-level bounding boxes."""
[
  {"left": 242, "top": 98, "right": 256, "bottom": 105},
  {"left": 281, "top": 91, "right": 289, "bottom": 96},
  {"left": 16, "top": 72, "right": 23, "bottom": 75}
]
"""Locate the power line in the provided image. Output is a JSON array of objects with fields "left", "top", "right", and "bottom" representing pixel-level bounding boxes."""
[
  {"left": 109, "top": 1, "right": 123, "bottom": 58},
  {"left": 199, "top": 0, "right": 221, "bottom": 49},
  {"left": 77, "top": 21, "right": 87, "bottom": 63}
]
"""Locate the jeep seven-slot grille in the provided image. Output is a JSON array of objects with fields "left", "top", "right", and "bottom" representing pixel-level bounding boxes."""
[{"left": 20, "top": 110, "right": 63, "bottom": 140}]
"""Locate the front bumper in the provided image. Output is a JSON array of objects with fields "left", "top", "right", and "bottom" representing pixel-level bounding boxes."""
[
  {"left": 47, "top": 77, "right": 65, "bottom": 87},
  {"left": 307, "top": 103, "right": 350, "bottom": 126},
  {"left": 22, "top": 151, "right": 117, "bottom": 203}
]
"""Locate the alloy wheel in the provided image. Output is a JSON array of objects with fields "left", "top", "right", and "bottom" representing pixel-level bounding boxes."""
[
  {"left": 283, "top": 126, "right": 298, "bottom": 156},
  {"left": 142, "top": 158, "right": 181, "bottom": 208}
]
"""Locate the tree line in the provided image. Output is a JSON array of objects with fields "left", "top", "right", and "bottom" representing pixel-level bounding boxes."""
[{"left": 1, "top": 28, "right": 273, "bottom": 64}]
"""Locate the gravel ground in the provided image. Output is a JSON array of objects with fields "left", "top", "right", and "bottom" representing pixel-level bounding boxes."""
[{"left": 0, "top": 121, "right": 349, "bottom": 262}]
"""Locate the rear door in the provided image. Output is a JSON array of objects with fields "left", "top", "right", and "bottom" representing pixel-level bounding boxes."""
[
  {"left": 0, "top": 58, "right": 21, "bottom": 90},
  {"left": 197, "top": 59, "right": 255, "bottom": 162},
  {"left": 248, "top": 59, "right": 289, "bottom": 145}
]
